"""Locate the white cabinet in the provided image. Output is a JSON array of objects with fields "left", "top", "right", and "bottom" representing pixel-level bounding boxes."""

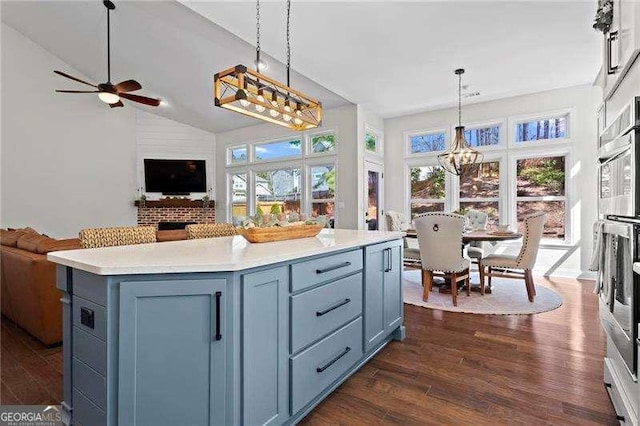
[{"left": 602, "top": 0, "right": 640, "bottom": 99}]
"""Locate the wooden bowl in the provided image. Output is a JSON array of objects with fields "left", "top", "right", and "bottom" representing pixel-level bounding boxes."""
[{"left": 235, "top": 224, "right": 324, "bottom": 243}]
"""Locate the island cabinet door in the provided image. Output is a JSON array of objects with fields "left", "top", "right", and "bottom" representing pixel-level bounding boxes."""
[
  {"left": 383, "top": 243, "right": 403, "bottom": 333},
  {"left": 364, "top": 241, "right": 403, "bottom": 352},
  {"left": 241, "top": 267, "right": 289, "bottom": 426},
  {"left": 118, "top": 279, "right": 227, "bottom": 426}
]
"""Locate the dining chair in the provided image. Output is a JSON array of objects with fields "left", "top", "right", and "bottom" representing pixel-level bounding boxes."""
[
  {"left": 414, "top": 213, "right": 470, "bottom": 306},
  {"left": 385, "top": 211, "right": 421, "bottom": 268},
  {"left": 79, "top": 225, "right": 157, "bottom": 248},
  {"left": 464, "top": 209, "right": 489, "bottom": 262},
  {"left": 478, "top": 212, "right": 547, "bottom": 301},
  {"left": 186, "top": 223, "right": 237, "bottom": 239}
]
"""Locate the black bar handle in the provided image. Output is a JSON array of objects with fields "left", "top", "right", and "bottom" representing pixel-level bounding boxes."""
[
  {"left": 384, "top": 248, "right": 391, "bottom": 272},
  {"left": 316, "top": 261, "right": 351, "bottom": 274},
  {"left": 617, "top": 415, "right": 625, "bottom": 421},
  {"left": 607, "top": 31, "right": 619, "bottom": 75},
  {"left": 604, "top": 382, "right": 612, "bottom": 388},
  {"left": 214, "top": 291, "right": 222, "bottom": 341},
  {"left": 316, "top": 298, "right": 351, "bottom": 317},
  {"left": 316, "top": 347, "right": 351, "bottom": 373}
]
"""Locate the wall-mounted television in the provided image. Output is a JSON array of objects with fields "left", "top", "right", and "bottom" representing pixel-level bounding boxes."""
[{"left": 144, "top": 159, "right": 206, "bottom": 194}]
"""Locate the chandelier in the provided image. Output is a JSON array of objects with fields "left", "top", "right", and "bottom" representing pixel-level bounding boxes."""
[
  {"left": 214, "top": 0, "right": 322, "bottom": 130},
  {"left": 437, "top": 69, "right": 483, "bottom": 175}
]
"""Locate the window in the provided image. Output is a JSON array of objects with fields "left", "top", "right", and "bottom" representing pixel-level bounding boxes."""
[
  {"left": 464, "top": 125, "right": 500, "bottom": 147},
  {"left": 229, "top": 146, "right": 247, "bottom": 164},
  {"left": 255, "top": 168, "right": 301, "bottom": 215},
  {"left": 365, "top": 130, "right": 379, "bottom": 153},
  {"left": 516, "top": 155, "right": 566, "bottom": 240},
  {"left": 515, "top": 116, "right": 567, "bottom": 143},
  {"left": 230, "top": 173, "right": 247, "bottom": 218},
  {"left": 310, "top": 165, "right": 336, "bottom": 228},
  {"left": 311, "top": 133, "right": 336, "bottom": 154},
  {"left": 409, "top": 165, "right": 445, "bottom": 216},
  {"left": 459, "top": 161, "right": 500, "bottom": 225},
  {"left": 254, "top": 139, "right": 301, "bottom": 161},
  {"left": 409, "top": 131, "right": 446, "bottom": 154}
]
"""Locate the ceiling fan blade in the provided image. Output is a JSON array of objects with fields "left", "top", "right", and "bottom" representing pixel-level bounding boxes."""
[
  {"left": 56, "top": 90, "right": 99, "bottom": 93},
  {"left": 114, "top": 80, "right": 142, "bottom": 93},
  {"left": 109, "top": 100, "right": 124, "bottom": 108},
  {"left": 120, "top": 93, "right": 161, "bottom": 107},
  {"left": 53, "top": 70, "right": 98, "bottom": 88}
]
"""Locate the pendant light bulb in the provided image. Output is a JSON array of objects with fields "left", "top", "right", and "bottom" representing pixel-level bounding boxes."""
[
  {"left": 283, "top": 101, "right": 292, "bottom": 122},
  {"left": 255, "top": 91, "right": 266, "bottom": 112},
  {"left": 269, "top": 94, "right": 280, "bottom": 117}
]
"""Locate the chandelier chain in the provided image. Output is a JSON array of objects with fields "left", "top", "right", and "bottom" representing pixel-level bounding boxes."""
[
  {"left": 458, "top": 72, "right": 462, "bottom": 127},
  {"left": 256, "top": 0, "right": 261, "bottom": 71},
  {"left": 286, "top": 0, "right": 291, "bottom": 87}
]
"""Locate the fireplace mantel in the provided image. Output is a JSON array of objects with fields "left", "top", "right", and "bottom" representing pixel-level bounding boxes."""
[{"left": 134, "top": 199, "right": 215, "bottom": 208}]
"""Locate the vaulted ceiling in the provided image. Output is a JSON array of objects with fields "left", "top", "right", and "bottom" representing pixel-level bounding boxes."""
[{"left": 2, "top": 1, "right": 602, "bottom": 132}]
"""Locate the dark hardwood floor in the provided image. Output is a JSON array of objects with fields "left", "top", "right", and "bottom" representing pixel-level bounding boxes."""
[{"left": 1, "top": 276, "right": 616, "bottom": 424}]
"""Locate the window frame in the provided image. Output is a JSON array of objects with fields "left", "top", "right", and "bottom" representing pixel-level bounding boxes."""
[
  {"left": 405, "top": 158, "right": 452, "bottom": 217},
  {"left": 364, "top": 125, "right": 384, "bottom": 158},
  {"left": 225, "top": 129, "right": 338, "bottom": 223},
  {"left": 307, "top": 127, "right": 339, "bottom": 158},
  {"left": 449, "top": 119, "right": 507, "bottom": 152},
  {"left": 508, "top": 108, "right": 574, "bottom": 149},
  {"left": 508, "top": 147, "right": 572, "bottom": 245},
  {"left": 456, "top": 152, "right": 507, "bottom": 226},
  {"left": 404, "top": 127, "right": 449, "bottom": 157},
  {"left": 307, "top": 159, "right": 337, "bottom": 226},
  {"left": 226, "top": 144, "right": 248, "bottom": 166}
]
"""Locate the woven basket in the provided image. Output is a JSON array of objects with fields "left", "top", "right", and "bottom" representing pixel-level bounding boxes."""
[{"left": 236, "top": 224, "right": 324, "bottom": 243}]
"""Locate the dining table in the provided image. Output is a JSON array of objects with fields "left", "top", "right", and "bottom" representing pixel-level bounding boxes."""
[{"left": 404, "top": 228, "right": 523, "bottom": 294}]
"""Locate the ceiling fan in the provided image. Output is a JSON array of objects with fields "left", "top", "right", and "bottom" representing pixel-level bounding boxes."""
[{"left": 54, "top": 0, "right": 160, "bottom": 108}]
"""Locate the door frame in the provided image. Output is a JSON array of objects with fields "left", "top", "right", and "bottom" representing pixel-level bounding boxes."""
[{"left": 364, "top": 160, "right": 385, "bottom": 230}]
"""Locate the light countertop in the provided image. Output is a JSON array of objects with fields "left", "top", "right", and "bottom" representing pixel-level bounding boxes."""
[
  {"left": 47, "top": 229, "right": 404, "bottom": 276},
  {"left": 635, "top": 262, "right": 640, "bottom": 275}
]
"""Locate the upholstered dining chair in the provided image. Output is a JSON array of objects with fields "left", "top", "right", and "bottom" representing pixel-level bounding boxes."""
[
  {"left": 385, "top": 211, "right": 421, "bottom": 268},
  {"left": 414, "top": 213, "right": 470, "bottom": 306},
  {"left": 79, "top": 225, "right": 157, "bottom": 249},
  {"left": 464, "top": 209, "right": 489, "bottom": 262},
  {"left": 186, "top": 223, "right": 237, "bottom": 239},
  {"left": 478, "top": 212, "right": 547, "bottom": 301}
]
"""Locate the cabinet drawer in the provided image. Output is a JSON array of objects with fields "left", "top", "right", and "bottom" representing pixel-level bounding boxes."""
[
  {"left": 291, "top": 273, "right": 362, "bottom": 353},
  {"left": 291, "top": 317, "right": 363, "bottom": 414},
  {"left": 604, "top": 358, "right": 633, "bottom": 424},
  {"left": 73, "top": 295, "right": 106, "bottom": 341},
  {"left": 73, "top": 388, "right": 105, "bottom": 426},
  {"left": 73, "top": 327, "right": 106, "bottom": 376},
  {"left": 291, "top": 249, "right": 363, "bottom": 292},
  {"left": 73, "top": 357, "right": 105, "bottom": 409}
]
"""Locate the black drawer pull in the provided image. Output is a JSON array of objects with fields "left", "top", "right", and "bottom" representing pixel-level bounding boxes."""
[
  {"left": 617, "top": 415, "right": 625, "bottom": 422},
  {"left": 604, "top": 382, "right": 612, "bottom": 388},
  {"left": 316, "top": 299, "right": 351, "bottom": 317},
  {"left": 80, "top": 307, "right": 95, "bottom": 329},
  {"left": 214, "top": 291, "right": 222, "bottom": 341},
  {"left": 316, "top": 262, "right": 351, "bottom": 274},
  {"left": 316, "top": 347, "right": 351, "bottom": 373}
]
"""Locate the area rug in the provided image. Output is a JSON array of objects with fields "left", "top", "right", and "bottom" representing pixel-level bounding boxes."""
[{"left": 402, "top": 269, "right": 563, "bottom": 315}]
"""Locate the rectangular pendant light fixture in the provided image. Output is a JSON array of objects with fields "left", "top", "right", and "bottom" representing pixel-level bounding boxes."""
[{"left": 214, "top": 65, "right": 322, "bottom": 131}]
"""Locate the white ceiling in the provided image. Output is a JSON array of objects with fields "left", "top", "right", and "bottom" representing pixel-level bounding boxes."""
[
  {"left": 182, "top": 0, "right": 603, "bottom": 118},
  {"left": 0, "top": 1, "right": 350, "bottom": 133}
]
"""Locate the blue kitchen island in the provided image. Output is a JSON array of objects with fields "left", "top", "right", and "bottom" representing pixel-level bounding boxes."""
[{"left": 48, "top": 229, "right": 406, "bottom": 426}]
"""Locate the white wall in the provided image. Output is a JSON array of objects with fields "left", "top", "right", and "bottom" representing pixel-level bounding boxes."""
[
  {"left": 1, "top": 23, "right": 137, "bottom": 238},
  {"left": 215, "top": 105, "right": 360, "bottom": 228},
  {"left": 384, "top": 85, "right": 602, "bottom": 277},
  {"left": 136, "top": 110, "right": 215, "bottom": 201}
]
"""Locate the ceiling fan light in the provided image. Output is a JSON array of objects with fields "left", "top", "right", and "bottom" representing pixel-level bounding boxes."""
[{"left": 98, "top": 91, "right": 120, "bottom": 104}]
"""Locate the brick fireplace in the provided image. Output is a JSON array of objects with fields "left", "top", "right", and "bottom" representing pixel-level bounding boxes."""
[{"left": 135, "top": 199, "right": 215, "bottom": 228}]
